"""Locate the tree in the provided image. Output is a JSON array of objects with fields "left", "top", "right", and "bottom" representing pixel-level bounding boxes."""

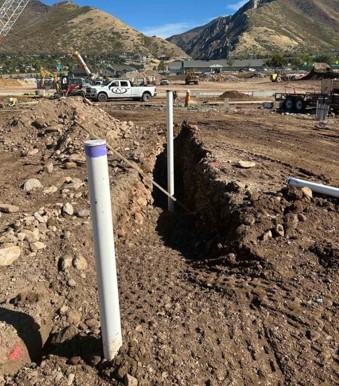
[
  {"left": 266, "top": 53, "right": 288, "bottom": 68},
  {"left": 157, "top": 60, "right": 166, "bottom": 73},
  {"left": 313, "top": 54, "right": 334, "bottom": 64},
  {"left": 227, "top": 59, "right": 234, "bottom": 68}
]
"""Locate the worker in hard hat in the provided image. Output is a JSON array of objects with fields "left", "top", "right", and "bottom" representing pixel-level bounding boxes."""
[
  {"left": 184, "top": 90, "right": 190, "bottom": 107},
  {"left": 8, "top": 97, "right": 17, "bottom": 107}
]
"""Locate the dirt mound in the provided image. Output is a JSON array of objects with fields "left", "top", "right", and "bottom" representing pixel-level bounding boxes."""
[
  {"left": 0, "top": 97, "right": 164, "bottom": 379},
  {"left": 218, "top": 90, "right": 253, "bottom": 100},
  {"left": 301, "top": 63, "right": 339, "bottom": 80},
  {"left": 0, "top": 78, "right": 31, "bottom": 87}
]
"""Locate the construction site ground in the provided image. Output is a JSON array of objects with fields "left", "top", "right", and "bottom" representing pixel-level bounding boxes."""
[{"left": 0, "top": 76, "right": 338, "bottom": 386}]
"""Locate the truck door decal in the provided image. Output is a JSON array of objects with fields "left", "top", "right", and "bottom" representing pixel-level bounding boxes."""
[{"left": 110, "top": 87, "right": 128, "bottom": 94}]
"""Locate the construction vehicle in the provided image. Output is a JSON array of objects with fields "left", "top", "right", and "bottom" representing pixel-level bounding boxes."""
[
  {"left": 275, "top": 79, "right": 339, "bottom": 114},
  {"left": 39, "top": 66, "right": 61, "bottom": 92},
  {"left": 185, "top": 68, "right": 199, "bottom": 85},
  {"left": 72, "top": 50, "right": 97, "bottom": 81},
  {"left": 0, "top": 0, "right": 30, "bottom": 41},
  {"left": 270, "top": 73, "right": 288, "bottom": 82}
]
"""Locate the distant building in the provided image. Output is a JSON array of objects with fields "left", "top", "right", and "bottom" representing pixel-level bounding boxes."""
[
  {"left": 168, "top": 59, "right": 267, "bottom": 74},
  {"left": 73, "top": 65, "right": 89, "bottom": 77},
  {"left": 102, "top": 64, "right": 139, "bottom": 78}
]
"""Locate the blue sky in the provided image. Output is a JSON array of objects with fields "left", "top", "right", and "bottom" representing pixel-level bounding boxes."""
[{"left": 43, "top": 0, "right": 247, "bottom": 38}]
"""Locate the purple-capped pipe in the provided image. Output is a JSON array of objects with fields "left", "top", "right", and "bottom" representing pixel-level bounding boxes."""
[{"left": 85, "top": 139, "right": 122, "bottom": 360}]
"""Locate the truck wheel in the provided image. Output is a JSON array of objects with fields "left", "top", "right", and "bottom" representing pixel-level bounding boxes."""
[
  {"left": 97, "top": 93, "right": 108, "bottom": 102},
  {"left": 276, "top": 76, "right": 282, "bottom": 82},
  {"left": 285, "top": 96, "right": 294, "bottom": 112},
  {"left": 142, "top": 92, "right": 151, "bottom": 102},
  {"left": 295, "top": 98, "right": 305, "bottom": 113}
]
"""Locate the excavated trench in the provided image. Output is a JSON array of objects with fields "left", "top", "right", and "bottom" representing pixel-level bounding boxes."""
[{"left": 152, "top": 122, "right": 263, "bottom": 269}]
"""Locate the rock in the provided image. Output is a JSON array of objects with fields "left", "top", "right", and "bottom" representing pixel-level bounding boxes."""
[
  {"left": 43, "top": 185, "right": 58, "bottom": 194},
  {"left": 67, "top": 279, "right": 76, "bottom": 288},
  {"left": 274, "top": 224, "right": 285, "bottom": 237},
  {"left": 60, "top": 255, "right": 73, "bottom": 271},
  {"left": 284, "top": 213, "right": 299, "bottom": 229},
  {"left": 0, "top": 246, "right": 21, "bottom": 266},
  {"left": 44, "top": 162, "right": 54, "bottom": 174},
  {"left": 298, "top": 213, "right": 307, "bottom": 222},
  {"left": 301, "top": 187, "right": 313, "bottom": 199},
  {"left": 124, "top": 374, "right": 138, "bottom": 386},
  {"left": 34, "top": 212, "right": 46, "bottom": 223},
  {"left": 77, "top": 209, "right": 90, "bottom": 218},
  {"left": 134, "top": 212, "right": 144, "bottom": 225},
  {"left": 67, "top": 178, "right": 83, "bottom": 190},
  {"left": 0, "top": 204, "right": 19, "bottom": 213},
  {"left": 261, "top": 230, "right": 273, "bottom": 241},
  {"left": 66, "top": 310, "right": 81, "bottom": 324},
  {"left": 243, "top": 215, "right": 255, "bottom": 226},
  {"left": 59, "top": 305, "right": 69, "bottom": 315},
  {"left": 235, "top": 161, "right": 256, "bottom": 169},
  {"left": 28, "top": 149, "right": 39, "bottom": 156},
  {"left": 64, "top": 162, "right": 77, "bottom": 169},
  {"left": 23, "top": 178, "right": 43, "bottom": 192},
  {"left": 73, "top": 255, "right": 88, "bottom": 270},
  {"left": 62, "top": 203, "right": 74, "bottom": 216},
  {"left": 18, "top": 229, "right": 39, "bottom": 243},
  {"left": 32, "top": 118, "right": 47, "bottom": 129},
  {"left": 136, "top": 196, "right": 148, "bottom": 207},
  {"left": 31, "top": 241, "right": 46, "bottom": 251},
  {"left": 226, "top": 253, "right": 237, "bottom": 265}
]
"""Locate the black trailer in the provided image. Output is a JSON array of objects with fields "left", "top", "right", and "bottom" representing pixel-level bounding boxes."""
[
  {"left": 275, "top": 92, "right": 339, "bottom": 113},
  {"left": 275, "top": 79, "right": 339, "bottom": 114}
]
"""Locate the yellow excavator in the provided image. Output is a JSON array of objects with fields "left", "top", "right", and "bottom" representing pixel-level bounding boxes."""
[{"left": 39, "top": 66, "right": 61, "bottom": 92}]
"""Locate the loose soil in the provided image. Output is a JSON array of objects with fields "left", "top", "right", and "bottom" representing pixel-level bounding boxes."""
[{"left": 0, "top": 77, "right": 338, "bottom": 386}]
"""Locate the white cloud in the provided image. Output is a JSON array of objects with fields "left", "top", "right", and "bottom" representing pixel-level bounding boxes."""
[
  {"left": 141, "top": 22, "right": 195, "bottom": 38},
  {"left": 226, "top": 0, "right": 247, "bottom": 12}
]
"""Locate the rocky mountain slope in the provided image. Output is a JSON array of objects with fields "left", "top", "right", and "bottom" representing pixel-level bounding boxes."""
[
  {"left": 167, "top": 0, "right": 339, "bottom": 59},
  {"left": 0, "top": 0, "right": 187, "bottom": 58}
]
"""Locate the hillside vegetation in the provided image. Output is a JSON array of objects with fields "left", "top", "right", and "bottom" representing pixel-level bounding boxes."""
[
  {"left": 167, "top": 0, "right": 339, "bottom": 59},
  {"left": 0, "top": 0, "right": 187, "bottom": 58}
]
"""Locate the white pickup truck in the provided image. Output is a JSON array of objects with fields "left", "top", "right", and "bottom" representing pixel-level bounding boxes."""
[{"left": 87, "top": 79, "right": 157, "bottom": 102}]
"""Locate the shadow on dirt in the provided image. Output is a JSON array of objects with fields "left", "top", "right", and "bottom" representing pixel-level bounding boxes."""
[
  {"left": 0, "top": 306, "right": 43, "bottom": 362},
  {"left": 152, "top": 143, "right": 207, "bottom": 261},
  {"left": 42, "top": 328, "right": 103, "bottom": 365}
]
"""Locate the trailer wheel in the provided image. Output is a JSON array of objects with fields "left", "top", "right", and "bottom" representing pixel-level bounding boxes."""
[
  {"left": 295, "top": 98, "right": 306, "bottom": 113},
  {"left": 97, "top": 92, "right": 108, "bottom": 102},
  {"left": 285, "top": 96, "right": 295, "bottom": 112}
]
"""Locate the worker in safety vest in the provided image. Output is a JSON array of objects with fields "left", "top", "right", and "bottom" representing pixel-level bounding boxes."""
[
  {"left": 8, "top": 97, "right": 17, "bottom": 107},
  {"left": 185, "top": 90, "right": 190, "bottom": 107}
]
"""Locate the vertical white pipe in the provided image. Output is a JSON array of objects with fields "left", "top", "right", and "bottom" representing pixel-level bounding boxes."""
[
  {"left": 85, "top": 139, "right": 122, "bottom": 360},
  {"left": 166, "top": 90, "right": 175, "bottom": 212},
  {"left": 288, "top": 177, "right": 339, "bottom": 198}
]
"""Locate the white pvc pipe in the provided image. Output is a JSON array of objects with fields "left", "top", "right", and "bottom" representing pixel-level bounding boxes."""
[
  {"left": 166, "top": 90, "right": 175, "bottom": 212},
  {"left": 288, "top": 177, "right": 339, "bottom": 198},
  {"left": 85, "top": 139, "right": 122, "bottom": 360}
]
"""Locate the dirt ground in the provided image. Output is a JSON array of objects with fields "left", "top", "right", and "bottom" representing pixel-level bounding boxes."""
[{"left": 0, "top": 77, "right": 338, "bottom": 386}]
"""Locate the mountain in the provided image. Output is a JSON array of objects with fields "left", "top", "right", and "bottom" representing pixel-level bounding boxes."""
[
  {"left": 167, "top": 0, "right": 339, "bottom": 59},
  {"left": 0, "top": 0, "right": 187, "bottom": 58}
]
